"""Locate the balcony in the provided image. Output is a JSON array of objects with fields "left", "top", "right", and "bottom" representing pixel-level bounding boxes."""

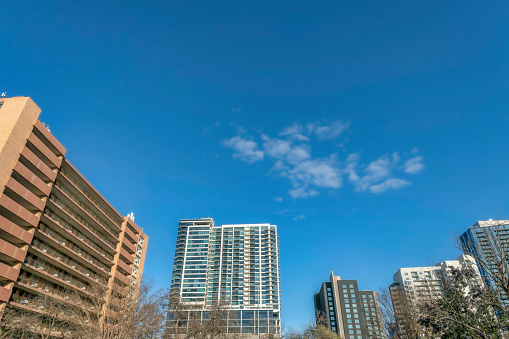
[
  {"left": 47, "top": 198, "right": 116, "bottom": 254},
  {"left": 0, "top": 194, "right": 39, "bottom": 228},
  {"left": 122, "top": 237, "right": 136, "bottom": 254},
  {"left": 0, "top": 214, "right": 33, "bottom": 245},
  {"left": 0, "top": 261, "right": 20, "bottom": 281},
  {"left": 12, "top": 162, "right": 51, "bottom": 197},
  {"left": 119, "top": 247, "right": 134, "bottom": 265},
  {"left": 123, "top": 225, "right": 137, "bottom": 244},
  {"left": 116, "top": 258, "right": 132, "bottom": 276},
  {"left": 0, "top": 286, "right": 13, "bottom": 302},
  {"left": 4, "top": 177, "right": 45, "bottom": 212},
  {"left": 27, "top": 133, "right": 62, "bottom": 169},
  {"left": 41, "top": 212, "right": 114, "bottom": 267},
  {"left": 33, "top": 120, "right": 66, "bottom": 156},
  {"left": 0, "top": 238, "right": 27, "bottom": 262},
  {"left": 20, "top": 147, "right": 57, "bottom": 182}
]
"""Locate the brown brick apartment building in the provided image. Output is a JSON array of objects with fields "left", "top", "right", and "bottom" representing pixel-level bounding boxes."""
[{"left": 0, "top": 96, "right": 148, "bottom": 318}]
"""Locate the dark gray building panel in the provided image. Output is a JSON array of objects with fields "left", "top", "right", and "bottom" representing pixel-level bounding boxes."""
[{"left": 314, "top": 272, "right": 385, "bottom": 339}]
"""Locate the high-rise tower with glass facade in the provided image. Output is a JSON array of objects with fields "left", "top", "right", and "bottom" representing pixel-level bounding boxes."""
[{"left": 167, "top": 218, "right": 281, "bottom": 337}]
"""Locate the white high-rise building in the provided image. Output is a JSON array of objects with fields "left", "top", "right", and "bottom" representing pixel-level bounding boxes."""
[
  {"left": 392, "top": 255, "right": 481, "bottom": 298},
  {"left": 167, "top": 218, "right": 281, "bottom": 336},
  {"left": 390, "top": 255, "right": 482, "bottom": 338}
]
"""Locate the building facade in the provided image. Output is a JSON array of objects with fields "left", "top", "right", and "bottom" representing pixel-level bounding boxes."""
[
  {"left": 390, "top": 255, "right": 482, "bottom": 337},
  {"left": 460, "top": 219, "right": 509, "bottom": 297},
  {"left": 314, "top": 272, "right": 385, "bottom": 339},
  {"left": 0, "top": 97, "right": 148, "bottom": 320},
  {"left": 167, "top": 218, "right": 281, "bottom": 336}
]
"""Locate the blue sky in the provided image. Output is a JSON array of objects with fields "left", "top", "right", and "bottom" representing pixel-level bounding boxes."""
[{"left": 2, "top": 0, "right": 509, "bottom": 330}]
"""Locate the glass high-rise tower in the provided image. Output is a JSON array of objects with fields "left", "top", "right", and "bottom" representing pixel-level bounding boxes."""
[{"left": 167, "top": 218, "right": 281, "bottom": 337}]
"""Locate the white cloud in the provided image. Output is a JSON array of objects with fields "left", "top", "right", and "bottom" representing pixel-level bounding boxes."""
[
  {"left": 404, "top": 156, "right": 425, "bottom": 174},
  {"left": 286, "top": 145, "right": 311, "bottom": 163},
  {"left": 262, "top": 135, "right": 293, "bottom": 159},
  {"left": 308, "top": 120, "right": 350, "bottom": 140},
  {"left": 289, "top": 186, "right": 318, "bottom": 198},
  {"left": 203, "top": 120, "right": 221, "bottom": 135},
  {"left": 350, "top": 153, "right": 414, "bottom": 193},
  {"left": 411, "top": 147, "right": 419, "bottom": 154},
  {"left": 222, "top": 136, "right": 264, "bottom": 163},
  {"left": 278, "top": 123, "right": 309, "bottom": 141},
  {"left": 223, "top": 120, "right": 424, "bottom": 197},
  {"left": 354, "top": 155, "right": 394, "bottom": 192},
  {"left": 345, "top": 153, "right": 361, "bottom": 182},
  {"left": 293, "top": 214, "right": 306, "bottom": 220},
  {"left": 369, "top": 178, "right": 410, "bottom": 193},
  {"left": 279, "top": 123, "right": 303, "bottom": 135}
]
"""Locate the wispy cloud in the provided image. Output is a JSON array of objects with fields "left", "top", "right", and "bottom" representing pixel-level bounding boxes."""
[
  {"left": 203, "top": 120, "right": 221, "bottom": 135},
  {"left": 293, "top": 214, "right": 306, "bottom": 220},
  {"left": 307, "top": 120, "right": 350, "bottom": 140},
  {"left": 369, "top": 178, "right": 410, "bottom": 193},
  {"left": 222, "top": 136, "right": 264, "bottom": 163},
  {"left": 273, "top": 196, "right": 283, "bottom": 202},
  {"left": 403, "top": 156, "right": 425, "bottom": 174},
  {"left": 222, "top": 120, "right": 424, "bottom": 198}
]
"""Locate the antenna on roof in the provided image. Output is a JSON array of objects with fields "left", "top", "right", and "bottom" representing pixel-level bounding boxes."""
[
  {"left": 127, "top": 212, "right": 135, "bottom": 221},
  {"left": 1, "top": 92, "right": 6, "bottom": 98}
]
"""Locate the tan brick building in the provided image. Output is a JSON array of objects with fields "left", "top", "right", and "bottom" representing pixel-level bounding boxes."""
[{"left": 0, "top": 96, "right": 148, "bottom": 318}]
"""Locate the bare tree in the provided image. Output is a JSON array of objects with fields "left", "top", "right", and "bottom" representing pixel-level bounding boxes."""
[
  {"left": 0, "top": 292, "right": 79, "bottom": 339},
  {"left": 166, "top": 290, "right": 197, "bottom": 338},
  {"left": 283, "top": 313, "right": 340, "bottom": 339},
  {"left": 0, "top": 305, "right": 43, "bottom": 339},
  {"left": 68, "top": 278, "right": 167, "bottom": 339},
  {"left": 383, "top": 284, "right": 435, "bottom": 339},
  {"left": 377, "top": 287, "right": 399, "bottom": 339}
]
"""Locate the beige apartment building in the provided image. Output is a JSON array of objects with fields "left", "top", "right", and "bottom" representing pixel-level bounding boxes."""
[{"left": 0, "top": 96, "right": 148, "bottom": 319}]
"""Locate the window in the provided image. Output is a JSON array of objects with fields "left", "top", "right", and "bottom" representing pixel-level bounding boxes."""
[
  {"left": 137, "top": 246, "right": 142, "bottom": 255},
  {"left": 133, "top": 266, "right": 138, "bottom": 276},
  {"left": 139, "top": 236, "right": 144, "bottom": 245},
  {"left": 135, "top": 256, "right": 140, "bottom": 265}
]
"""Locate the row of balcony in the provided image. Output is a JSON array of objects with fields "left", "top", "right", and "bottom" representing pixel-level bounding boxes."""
[
  {"left": 59, "top": 166, "right": 122, "bottom": 229},
  {"left": 37, "top": 222, "right": 110, "bottom": 274},
  {"left": 55, "top": 179, "right": 118, "bottom": 238},
  {"left": 52, "top": 185, "right": 117, "bottom": 247},
  {"left": 44, "top": 208, "right": 114, "bottom": 262},
  {"left": 31, "top": 236, "right": 107, "bottom": 284}
]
